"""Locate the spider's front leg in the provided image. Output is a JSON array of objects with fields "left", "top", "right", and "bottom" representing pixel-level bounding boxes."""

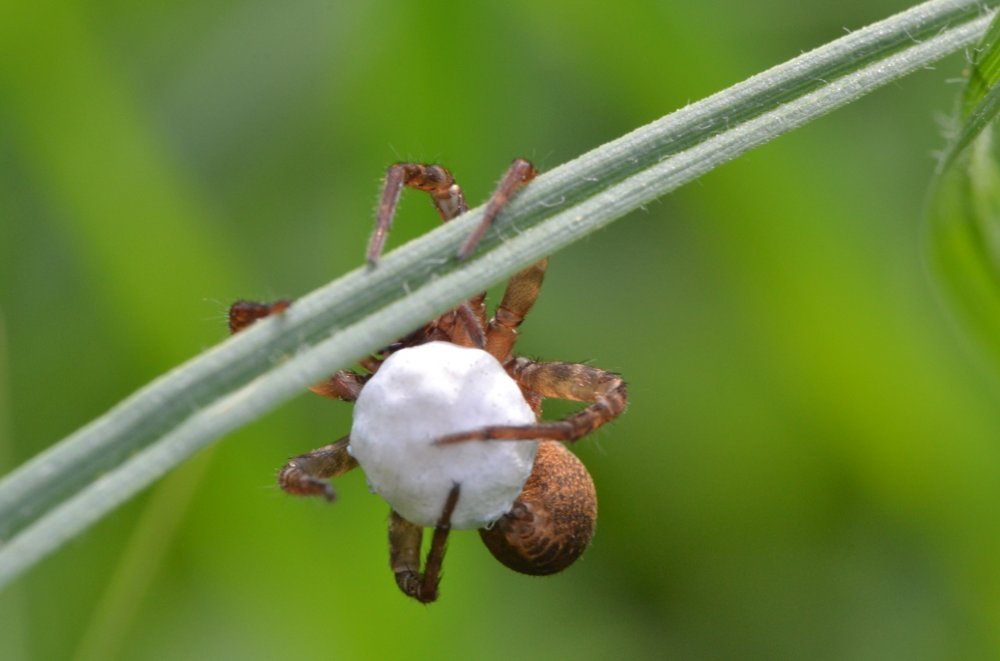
[
  {"left": 437, "top": 360, "right": 628, "bottom": 445},
  {"left": 228, "top": 299, "right": 369, "bottom": 400},
  {"left": 457, "top": 158, "right": 537, "bottom": 260},
  {"left": 365, "top": 158, "right": 537, "bottom": 264},
  {"left": 389, "top": 484, "right": 461, "bottom": 604},
  {"left": 367, "top": 163, "right": 468, "bottom": 264},
  {"left": 228, "top": 299, "right": 291, "bottom": 334}
]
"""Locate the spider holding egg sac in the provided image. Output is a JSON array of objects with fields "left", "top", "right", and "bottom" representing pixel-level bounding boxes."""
[{"left": 229, "top": 159, "right": 627, "bottom": 603}]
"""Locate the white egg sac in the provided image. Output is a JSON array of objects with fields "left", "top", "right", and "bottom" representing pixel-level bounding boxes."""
[{"left": 349, "top": 341, "right": 538, "bottom": 529}]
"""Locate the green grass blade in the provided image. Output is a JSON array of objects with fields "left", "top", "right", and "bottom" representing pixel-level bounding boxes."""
[
  {"left": 0, "top": 0, "right": 995, "bottom": 590},
  {"left": 962, "top": 10, "right": 1000, "bottom": 116},
  {"left": 930, "top": 9, "right": 1000, "bottom": 367}
]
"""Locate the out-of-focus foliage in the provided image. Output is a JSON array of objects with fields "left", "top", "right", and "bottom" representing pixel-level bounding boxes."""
[{"left": 2, "top": 1, "right": 1000, "bottom": 659}]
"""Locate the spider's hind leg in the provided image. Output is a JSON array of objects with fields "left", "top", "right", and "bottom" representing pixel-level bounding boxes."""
[{"left": 389, "top": 484, "right": 461, "bottom": 604}]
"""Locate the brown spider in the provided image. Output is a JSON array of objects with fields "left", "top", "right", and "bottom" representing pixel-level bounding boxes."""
[{"left": 229, "top": 159, "right": 627, "bottom": 603}]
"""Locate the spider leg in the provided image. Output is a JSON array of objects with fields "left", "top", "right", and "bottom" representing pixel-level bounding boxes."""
[
  {"left": 277, "top": 436, "right": 359, "bottom": 501},
  {"left": 228, "top": 299, "right": 291, "bottom": 334},
  {"left": 456, "top": 158, "right": 537, "bottom": 260},
  {"left": 364, "top": 162, "right": 488, "bottom": 347},
  {"left": 308, "top": 372, "right": 368, "bottom": 400},
  {"left": 389, "top": 484, "right": 461, "bottom": 604},
  {"left": 367, "top": 163, "right": 468, "bottom": 265},
  {"left": 451, "top": 299, "right": 487, "bottom": 349},
  {"left": 436, "top": 360, "right": 627, "bottom": 445},
  {"left": 229, "top": 302, "right": 361, "bottom": 497},
  {"left": 228, "top": 299, "right": 369, "bottom": 400},
  {"left": 484, "top": 257, "right": 548, "bottom": 362}
]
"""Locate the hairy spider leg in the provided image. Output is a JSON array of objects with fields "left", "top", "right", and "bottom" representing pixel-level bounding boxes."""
[
  {"left": 436, "top": 158, "right": 540, "bottom": 347},
  {"left": 228, "top": 300, "right": 368, "bottom": 401},
  {"left": 484, "top": 257, "right": 548, "bottom": 363},
  {"left": 366, "top": 160, "right": 530, "bottom": 347},
  {"left": 307, "top": 371, "right": 368, "bottom": 400},
  {"left": 276, "top": 436, "right": 359, "bottom": 501},
  {"left": 366, "top": 163, "right": 469, "bottom": 265},
  {"left": 228, "top": 299, "right": 291, "bottom": 334},
  {"left": 228, "top": 300, "right": 367, "bottom": 499},
  {"left": 389, "top": 484, "right": 462, "bottom": 604},
  {"left": 451, "top": 299, "right": 487, "bottom": 349},
  {"left": 366, "top": 161, "right": 494, "bottom": 347},
  {"left": 436, "top": 360, "right": 627, "bottom": 445},
  {"left": 457, "top": 158, "right": 538, "bottom": 260}
]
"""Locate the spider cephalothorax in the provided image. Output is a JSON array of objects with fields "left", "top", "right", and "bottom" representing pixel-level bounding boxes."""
[{"left": 229, "top": 159, "right": 626, "bottom": 603}]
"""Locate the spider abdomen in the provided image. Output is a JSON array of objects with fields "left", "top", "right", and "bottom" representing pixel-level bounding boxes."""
[{"left": 479, "top": 441, "right": 597, "bottom": 575}]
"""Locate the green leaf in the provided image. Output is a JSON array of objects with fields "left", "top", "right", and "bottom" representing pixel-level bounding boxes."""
[{"left": 930, "top": 10, "right": 1000, "bottom": 366}]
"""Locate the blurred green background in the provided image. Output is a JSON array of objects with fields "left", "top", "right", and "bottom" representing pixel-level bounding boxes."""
[{"left": 3, "top": 0, "right": 1000, "bottom": 659}]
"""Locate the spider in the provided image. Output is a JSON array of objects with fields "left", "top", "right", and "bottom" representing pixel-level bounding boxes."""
[{"left": 228, "top": 159, "right": 627, "bottom": 603}]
